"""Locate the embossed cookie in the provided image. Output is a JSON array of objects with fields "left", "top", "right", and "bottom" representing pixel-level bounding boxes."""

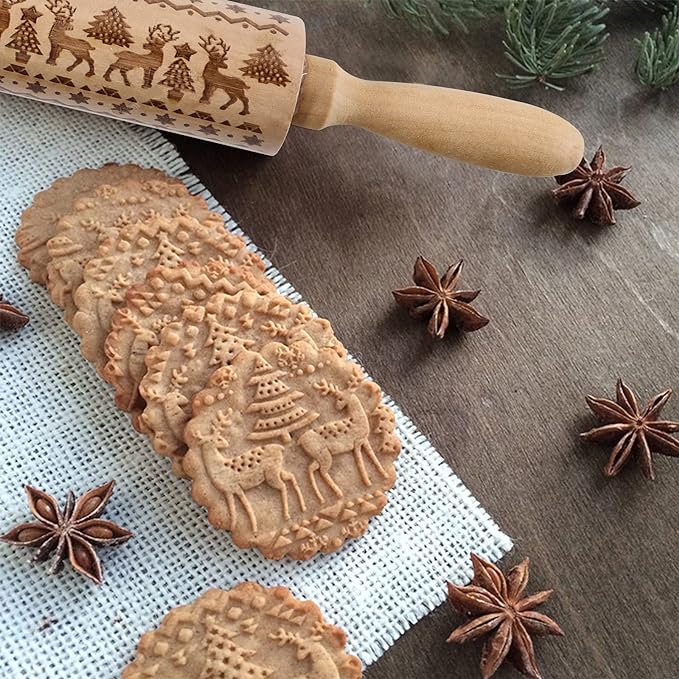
[
  {"left": 183, "top": 340, "right": 400, "bottom": 560},
  {"left": 72, "top": 213, "right": 264, "bottom": 377},
  {"left": 139, "top": 291, "right": 345, "bottom": 477},
  {"left": 16, "top": 164, "right": 171, "bottom": 285},
  {"left": 46, "top": 178, "right": 217, "bottom": 324},
  {"left": 121, "top": 584, "right": 362, "bottom": 679},
  {"left": 104, "top": 261, "right": 276, "bottom": 419}
]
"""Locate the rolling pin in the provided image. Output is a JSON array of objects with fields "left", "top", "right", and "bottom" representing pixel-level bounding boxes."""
[{"left": 0, "top": 0, "right": 583, "bottom": 176}]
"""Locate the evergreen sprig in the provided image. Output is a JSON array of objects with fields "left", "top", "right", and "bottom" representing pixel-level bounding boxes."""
[
  {"left": 498, "top": 0, "right": 609, "bottom": 90},
  {"left": 636, "top": 5, "right": 679, "bottom": 89},
  {"left": 369, "top": 0, "right": 505, "bottom": 34}
]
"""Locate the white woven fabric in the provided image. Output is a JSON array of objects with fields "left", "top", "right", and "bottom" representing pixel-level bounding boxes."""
[{"left": 0, "top": 93, "right": 512, "bottom": 678}]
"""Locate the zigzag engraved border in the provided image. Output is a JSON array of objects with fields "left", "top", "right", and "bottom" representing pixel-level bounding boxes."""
[{"left": 143, "top": 0, "right": 290, "bottom": 36}]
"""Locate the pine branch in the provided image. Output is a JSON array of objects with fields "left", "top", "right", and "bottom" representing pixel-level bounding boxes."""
[
  {"left": 636, "top": 4, "right": 679, "bottom": 89},
  {"left": 498, "top": 0, "right": 609, "bottom": 90},
  {"left": 368, "top": 0, "right": 506, "bottom": 34},
  {"left": 611, "top": 0, "right": 677, "bottom": 11}
]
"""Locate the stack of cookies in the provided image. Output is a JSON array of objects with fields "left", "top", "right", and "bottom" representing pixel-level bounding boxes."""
[{"left": 16, "top": 164, "right": 401, "bottom": 560}]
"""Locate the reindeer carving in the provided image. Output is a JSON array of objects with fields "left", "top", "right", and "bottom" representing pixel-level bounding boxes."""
[
  {"left": 199, "top": 35, "right": 250, "bottom": 115},
  {"left": 269, "top": 628, "right": 340, "bottom": 679},
  {"left": 46, "top": 0, "right": 95, "bottom": 76},
  {"left": 298, "top": 381, "right": 388, "bottom": 503},
  {"left": 103, "top": 24, "right": 178, "bottom": 88},
  {"left": 204, "top": 442, "right": 305, "bottom": 532},
  {"left": 0, "top": 0, "right": 24, "bottom": 40}
]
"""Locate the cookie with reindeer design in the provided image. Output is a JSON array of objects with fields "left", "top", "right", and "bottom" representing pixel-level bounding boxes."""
[
  {"left": 46, "top": 178, "right": 219, "bottom": 324},
  {"left": 72, "top": 212, "right": 265, "bottom": 378},
  {"left": 104, "top": 261, "right": 276, "bottom": 423},
  {"left": 183, "top": 339, "right": 400, "bottom": 560},
  {"left": 138, "top": 289, "right": 345, "bottom": 477},
  {"left": 121, "top": 583, "right": 362, "bottom": 679},
  {"left": 16, "top": 163, "right": 170, "bottom": 284}
]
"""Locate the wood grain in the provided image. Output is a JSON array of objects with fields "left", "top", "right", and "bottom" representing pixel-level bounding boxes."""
[
  {"left": 294, "top": 55, "right": 584, "bottom": 175},
  {"left": 0, "top": 0, "right": 305, "bottom": 153},
  {"left": 171, "top": 2, "right": 679, "bottom": 677}
]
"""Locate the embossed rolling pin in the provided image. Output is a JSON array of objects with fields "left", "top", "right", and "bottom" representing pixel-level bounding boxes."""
[{"left": 0, "top": 0, "right": 583, "bottom": 175}]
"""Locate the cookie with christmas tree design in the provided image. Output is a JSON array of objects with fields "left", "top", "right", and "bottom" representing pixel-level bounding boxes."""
[
  {"left": 16, "top": 164, "right": 170, "bottom": 285},
  {"left": 104, "top": 261, "right": 276, "bottom": 424},
  {"left": 72, "top": 212, "right": 265, "bottom": 379},
  {"left": 121, "top": 584, "right": 362, "bottom": 679},
  {"left": 138, "top": 289, "right": 345, "bottom": 477},
  {"left": 46, "top": 178, "right": 221, "bottom": 324},
  {"left": 183, "top": 339, "right": 400, "bottom": 560}
]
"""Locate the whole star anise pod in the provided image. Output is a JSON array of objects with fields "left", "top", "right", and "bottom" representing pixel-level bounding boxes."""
[
  {"left": 581, "top": 379, "right": 679, "bottom": 480},
  {"left": 447, "top": 553, "right": 563, "bottom": 679},
  {"left": 1, "top": 481, "right": 132, "bottom": 584},
  {"left": 0, "top": 295, "right": 29, "bottom": 330},
  {"left": 551, "top": 146, "right": 640, "bottom": 226},
  {"left": 392, "top": 256, "right": 489, "bottom": 339}
]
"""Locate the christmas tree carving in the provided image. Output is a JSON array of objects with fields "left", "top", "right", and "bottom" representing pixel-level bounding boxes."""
[
  {"left": 6, "top": 5, "right": 41, "bottom": 64},
  {"left": 159, "top": 42, "right": 196, "bottom": 101},
  {"left": 240, "top": 44, "right": 290, "bottom": 87},
  {"left": 85, "top": 6, "right": 133, "bottom": 47},
  {"left": 199, "top": 623, "right": 273, "bottom": 679},
  {"left": 205, "top": 315, "right": 255, "bottom": 366},
  {"left": 152, "top": 235, "right": 184, "bottom": 267},
  {"left": 246, "top": 355, "right": 318, "bottom": 443}
]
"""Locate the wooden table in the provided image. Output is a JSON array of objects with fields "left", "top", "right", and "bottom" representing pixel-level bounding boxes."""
[{"left": 171, "top": 3, "right": 679, "bottom": 677}]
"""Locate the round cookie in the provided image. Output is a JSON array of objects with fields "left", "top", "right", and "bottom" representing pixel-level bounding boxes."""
[
  {"left": 139, "top": 290, "right": 345, "bottom": 477},
  {"left": 121, "top": 584, "right": 363, "bottom": 679},
  {"left": 46, "top": 178, "right": 217, "bottom": 324},
  {"left": 16, "top": 164, "right": 171, "bottom": 285},
  {"left": 183, "top": 340, "right": 400, "bottom": 560},
  {"left": 104, "top": 261, "right": 276, "bottom": 419},
  {"left": 72, "top": 213, "right": 263, "bottom": 378}
]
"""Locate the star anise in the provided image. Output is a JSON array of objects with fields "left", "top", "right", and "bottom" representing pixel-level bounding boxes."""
[
  {"left": 0, "top": 295, "right": 29, "bottom": 330},
  {"left": 581, "top": 379, "right": 679, "bottom": 480},
  {"left": 447, "top": 553, "right": 563, "bottom": 679},
  {"left": 1, "top": 481, "right": 132, "bottom": 584},
  {"left": 551, "top": 146, "right": 640, "bottom": 226},
  {"left": 392, "top": 256, "right": 489, "bottom": 339}
]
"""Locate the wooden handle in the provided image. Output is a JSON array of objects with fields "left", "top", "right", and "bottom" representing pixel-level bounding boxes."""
[{"left": 293, "top": 56, "right": 584, "bottom": 177}]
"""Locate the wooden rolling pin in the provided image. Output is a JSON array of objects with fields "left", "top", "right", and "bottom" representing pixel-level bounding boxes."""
[{"left": 0, "top": 0, "right": 583, "bottom": 176}]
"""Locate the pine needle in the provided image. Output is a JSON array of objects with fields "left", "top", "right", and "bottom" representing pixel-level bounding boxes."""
[
  {"left": 636, "top": 4, "right": 679, "bottom": 89},
  {"left": 368, "top": 0, "right": 506, "bottom": 34},
  {"left": 497, "top": 0, "right": 609, "bottom": 90}
]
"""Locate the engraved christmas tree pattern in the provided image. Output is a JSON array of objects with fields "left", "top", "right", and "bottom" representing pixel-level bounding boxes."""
[
  {"left": 199, "top": 623, "right": 273, "bottom": 679},
  {"left": 240, "top": 44, "right": 290, "bottom": 87},
  {"left": 246, "top": 355, "right": 318, "bottom": 443},
  {"left": 6, "top": 5, "right": 41, "bottom": 64},
  {"left": 152, "top": 234, "right": 185, "bottom": 267},
  {"left": 205, "top": 314, "right": 256, "bottom": 366},
  {"left": 85, "top": 6, "right": 133, "bottom": 47},
  {"left": 159, "top": 42, "right": 196, "bottom": 102},
  {"left": 0, "top": 0, "right": 25, "bottom": 41}
]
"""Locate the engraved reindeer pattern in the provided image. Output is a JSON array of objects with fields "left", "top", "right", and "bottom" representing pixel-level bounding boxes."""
[
  {"left": 199, "top": 34, "right": 250, "bottom": 114},
  {"left": 103, "top": 23, "right": 178, "bottom": 88},
  {"left": 299, "top": 380, "right": 388, "bottom": 503},
  {"left": 269, "top": 628, "right": 340, "bottom": 679},
  {"left": 0, "top": 0, "right": 24, "bottom": 40},
  {"left": 204, "top": 441, "right": 306, "bottom": 533},
  {"left": 46, "top": 0, "right": 94, "bottom": 75}
]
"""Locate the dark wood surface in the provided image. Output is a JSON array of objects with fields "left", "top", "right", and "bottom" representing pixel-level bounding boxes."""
[{"left": 170, "top": 3, "right": 679, "bottom": 677}]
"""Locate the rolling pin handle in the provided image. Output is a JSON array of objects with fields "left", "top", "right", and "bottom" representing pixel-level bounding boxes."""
[{"left": 293, "top": 55, "right": 584, "bottom": 177}]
